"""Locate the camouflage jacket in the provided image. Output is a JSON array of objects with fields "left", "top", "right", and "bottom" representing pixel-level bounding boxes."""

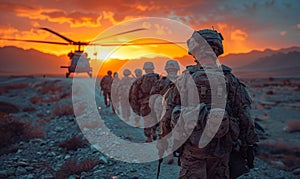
[
  {"left": 118, "top": 76, "right": 135, "bottom": 100},
  {"left": 129, "top": 73, "right": 160, "bottom": 116},
  {"left": 100, "top": 75, "right": 113, "bottom": 92},
  {"left": 160, "top": 64, "right": 258, "bottom": 155},
  {"left": 150, "top": 76, "right": 173, "bottom": 96}
]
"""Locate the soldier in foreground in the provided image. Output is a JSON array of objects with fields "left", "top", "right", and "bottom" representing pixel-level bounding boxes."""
[
  {"left": 129, "top": 62, "right": 160, "bottom": 142},
  {"left": 100, "top": 70, "right": 113, "bottom": 108},
  {"left": 157, "top": 29, "right": 258, "bottom": 178}
]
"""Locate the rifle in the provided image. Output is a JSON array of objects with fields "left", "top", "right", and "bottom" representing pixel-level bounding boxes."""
[
  {"left": 157, "top": 158, "right": 163, "bottom": 179},
  {"left": 246, "top": 145, "right": 255, "bottom": 169}
]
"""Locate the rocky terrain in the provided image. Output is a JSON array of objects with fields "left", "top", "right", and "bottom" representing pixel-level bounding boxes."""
[{"left": 0, "top": 76, "right": 299, "bottom": 179}]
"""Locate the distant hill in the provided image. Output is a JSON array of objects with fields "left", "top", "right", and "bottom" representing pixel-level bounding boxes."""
[
  {"left": 0, "top": 45, "right": 299, "bottom": 77},
  {"left": 236, "top": 51, "right": 300, "bottom": 77},
  {"left": 0, "top": 46, "right": 68, "bottom": 76},
  {"left": 219, "top": 46, "right": 300, "bottom": 68}
]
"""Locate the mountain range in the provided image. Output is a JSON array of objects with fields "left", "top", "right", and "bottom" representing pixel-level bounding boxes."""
[
  {"left": 0, "top": 46, "right": 299, "bottom": 77},
  {"left": 0, "top": 46, "right": 68, "bottom": 76}
]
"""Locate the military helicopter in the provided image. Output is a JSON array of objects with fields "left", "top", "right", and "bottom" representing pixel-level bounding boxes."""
[
  {"left": 1, "top": 27, "right": 189, "bottom": 78},
  {"left": 0, "top": 27, "right": 149, "bottom": 78}
]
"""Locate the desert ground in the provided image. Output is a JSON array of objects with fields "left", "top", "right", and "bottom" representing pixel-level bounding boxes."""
[{"left": 0, "top": 75, "right": 299, "bottom": 179}]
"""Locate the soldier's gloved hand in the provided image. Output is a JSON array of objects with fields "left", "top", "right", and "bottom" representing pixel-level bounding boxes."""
[{"left": 156, "top": 138, "right": 168, "bottom": 159}]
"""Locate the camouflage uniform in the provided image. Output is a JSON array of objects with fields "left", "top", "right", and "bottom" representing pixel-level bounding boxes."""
[
  {"left": 151, "top": 60, "right": 180, "bottom": 164},
  {"left": 118, "top": 69, "right": 135, "bottom": 121},
  {"left": 100, "top": 71, "right": 113, "bottom": 107},
  {"left": 133, "top": 68, "right": 143, "bottom": 127},
  {"left": 129, "top": 62, "right": 160, "bottom": 142},
  {"left": 160, "top": 30, "right": 258, "bottom": 179},
  {"left": 111, "top": 72, "right": 120, "bottom": 114}
]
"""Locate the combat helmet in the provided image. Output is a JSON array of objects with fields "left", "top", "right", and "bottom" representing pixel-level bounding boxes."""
[
  {"left": 134, "top": 68, "right": 142, "bottom": 77},
  {"left": 197, "top": 29, "right": 224, "bottom": 57},
  {"left": 165, "top": 60, "right": 180, "bottom": 71},
  {"left": 123, "top": 69, "right": 131, "bottom": 76},
  {"left": 143, "top": 62, "right": 155, "bottom": 70}
]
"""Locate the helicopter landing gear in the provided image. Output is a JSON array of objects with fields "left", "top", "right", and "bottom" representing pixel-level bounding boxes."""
[{"left": 66, "top": 72, "right": 70, "bottom": 78}]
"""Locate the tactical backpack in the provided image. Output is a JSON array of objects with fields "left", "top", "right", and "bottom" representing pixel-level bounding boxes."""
[
  {"left": 170, "top": 65, "right": 240, "bottom": 156},
  {"left": 129, "top": 73, "right": 160, "bottom": 116}
]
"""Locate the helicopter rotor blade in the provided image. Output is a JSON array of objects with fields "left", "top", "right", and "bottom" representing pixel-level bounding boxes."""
[
  {"left": 92, "top": 28, "right": 148, "bottom": 42},
  {"left": 40, "top": 28, "right": 75, "bottom": 43},
  {"left": 0, "top": 38, "right": 70, "bottom": 45},
  {"left": 90, "top": 41, "right": 186, "bottom": 46}
]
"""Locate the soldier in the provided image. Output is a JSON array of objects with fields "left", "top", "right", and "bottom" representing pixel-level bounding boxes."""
[
  {"left": 100, "top": 70, "right": 113, "bottom": 108},
  {"left": 134, "top": 68, "right": 143, "bottom": 78},
  {"left": 133, "top": 68, "right": 143, "bottom": 127},
  {"left": 111, "top": 72, "right": 120, "bottom": 114},
  {"left": 150, "top": 59, "right": 180, "bottom": 164},
  {"left": 129, "top": 62, "right": 160, "bottom": 142},
  {"left": 158, "top": 29, "right": 258, "bottom": 178},
  {"left": 118, "top": 69, "right": 135, "bottom": 121}
]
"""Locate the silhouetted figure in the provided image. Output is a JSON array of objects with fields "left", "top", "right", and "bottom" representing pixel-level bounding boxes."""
[
  {"left": 100, "top": 70, "right": 113, "bottom": 108},
  {"left": 150, "top": 59, "right": 180, "bottom": 164},
  {"left": 129, "top": 62, "right": 160, "bottom": 142},
  {"left": 117, "top": 69, "right": 134, "bottom": 121},
  {"left": 111, "top": 72, "right": 120, "bottom": 114}
]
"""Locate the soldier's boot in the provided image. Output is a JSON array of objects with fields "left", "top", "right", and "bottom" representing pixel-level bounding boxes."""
[
  {"left": 166, "top": 154, "right": 174, "bottom": 164},
  {"left": 135, "top": 120, "right": 140, "bottom": 127},
  {"left": 151, "top": 129, "right": 157, "bottom": 141},
  {"left": 145, "top": 137, "right": 152, "bottom": 143}
]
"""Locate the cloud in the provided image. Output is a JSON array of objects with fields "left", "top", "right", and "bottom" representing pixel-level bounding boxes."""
[
  {"left": 1, "top": 0, "right": 300, "bottom": 56},
  {"left": 280, "top": 31, "right": 287, "bottom": 36},
  {"left": 230, "top": 29, "right": 248, "bottom": 41}
]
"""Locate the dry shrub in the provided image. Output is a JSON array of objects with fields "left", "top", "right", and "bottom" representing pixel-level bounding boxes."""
[
  {"left": 0, "top": 84, "right": 29, "bottom": 95},
  {"left": 258, "top": 141, "right": 300, "bottom": 171},
  {"left": 36, "top": 113, "right": 44, "bottom": 118},
  {"left": 59, "top": 135, "right": 87, "bottom": 151},
  {"left": 22, "top": 119, "right": 46, "bottom": 139},
  {"left": 281, "top": 155, "right": 300, "bottom": 170},
  {"left": 0, "top": 101, "right": 19, "bottom": 113},
  {"left": 30, "top": 96, "right": 43, "bottom": 104},
  {"left": 3, "top": 84, "right": 29, "bottom": 90},
  {"left": 266, "top": 90, "right": 274, "bottom": 95},
  {"left": 285, "top": 120, "right": 300, "bottom": 133},
  {"left": 60, "top": 92, "right": 71, "bottom": 99},
  {"left": 44, "top": 117, "right": 51, "bottom": 122},
  {"left": 0, "top": 114, "right": 25, "bottom": 149},
  {"left": 0, "top": 114, "right": 45, "bottom": 152},
  {"left": 22, "top": 107, "right": 36, "bottom": 112},
  {"left": 52, "top": 104, "right": 74, "bottom": 116},
  {"left": 260, "top": 141, "right": 300, "bottom": 155},
  {"left": 43, "top": 96, "right": 61, "bottom": 103},
  {"left": 34, "top": 81, "right": 63, "bottom": 95},
  {"left": 56, "top": 158, "right": 102, "bottom": 178}
]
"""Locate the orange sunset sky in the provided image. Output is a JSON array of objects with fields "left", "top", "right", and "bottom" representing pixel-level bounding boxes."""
[{"left": 0, "top": 0, "right": 299, "bottom": 76}]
